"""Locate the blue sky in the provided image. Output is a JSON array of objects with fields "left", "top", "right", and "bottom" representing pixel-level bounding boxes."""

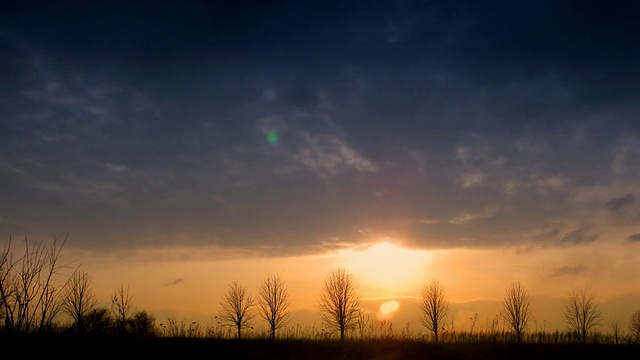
[{"left": 2, "top": 0, "right": 640, "bottom": 259}]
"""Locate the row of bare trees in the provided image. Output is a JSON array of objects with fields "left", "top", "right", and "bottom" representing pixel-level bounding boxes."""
[
  {"left": 312, "top": 267, "right": 640, "bottom": 344},
  {"left": 219, "top": 267, "right": 362, "bottom": 341},
  {"left": 1, "top": 236, "right": 154, "bottom": 335},
  {"left": 4, "top": 236, "right": 640, "bottom": 343},
  {"left": 218, "top": 274, "right": 291, "bottom": 340}
]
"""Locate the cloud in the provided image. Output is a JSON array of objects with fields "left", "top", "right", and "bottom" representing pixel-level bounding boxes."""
[
  {"left": 627, "top": 234, "right": 640, "bottom": 243},
  {"left": 295, "top": 133, "right": 377, "bottom": 176},
  {"left": 537, "top": 226, "right": 599, "bottom": 246},
  {"left": 612, "top": 136, "right": 640, "bottom": 179},
  {"left": 608, "top": 193, "right": 636, "bottom": 213},
  {"left": 536, "top": 228, "right": 561, "bottom": 241},
  {"left": 3, "top": 1, "right": 640, "bottom": 256},
  {"left": 165, "top": 278, "right": 184, "bottom": 287},
  {"left": 558, "top": 227, "right": 599, "bottom": 245},
  {"left": 105, "top": 163, "right": 129, "bottom": 173},
  {"left": 549, "top": 265, "right": 588, "bottom": 278},
  {"left": 460, "top": 172, "right": 484, "bottom": 188}
]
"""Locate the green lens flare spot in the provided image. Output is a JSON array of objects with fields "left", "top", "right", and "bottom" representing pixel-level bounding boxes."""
[{"left": 266, "top": 132, "right": 279, "bottom": 144}]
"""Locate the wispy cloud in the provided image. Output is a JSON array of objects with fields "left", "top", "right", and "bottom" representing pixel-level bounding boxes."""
[
  {"left": 295, "top": 133, "right": 377, "bottom": 176},
  {"left": 627, "top": 233, "right": 640, "bottom": 243},
  {"left": 549, "top": 265, "right": 588, "bottom": 278},
  {"left": 536, "top": 226, "right": 599, "bottom": 246},
  {"left": 608, "top": 193, "right": 635, "bottom": 213},
  {"left": 558, "top": 227, "right": 599, "bottom": 245},
  {"left": 165, "top": 278, "right": 184, "bottom": 287}
]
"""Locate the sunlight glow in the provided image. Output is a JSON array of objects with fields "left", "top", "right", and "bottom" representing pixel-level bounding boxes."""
[{"left": 340, "top": 240, "right": 430, "bottom": 292}]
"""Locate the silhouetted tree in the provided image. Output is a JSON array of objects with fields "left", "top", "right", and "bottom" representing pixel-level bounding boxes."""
[
  {"left": 61, "top": 270, "right": 97, "bottom": 334},
  {"left": 219, "top": 281, "right": 254, "bottom": 339},
  {"left": 610, "top": 317, "right": 621, "bottom": 345},
  {"left": 502, "top": 281, "right": 532, "bottom": 343},
  {"left": 419, "top": 279, "right": 449, "bottom": 343},
  {"left": 318, "top": 267, "right": 361, "bottom": 341},
  {"left": 0, "top": 238, "right": 15, "bottom": 332},
  {"left": 630, "top": 309, "right": 640, "bottom": 343},
  {"left": 128, "top": 310, "right": 156, "bottom": 337},
  {"left": 563, "top": 285, "right": 601, "bottom": 344},
  {"left": 111, "top": 283, "right": 133, "bottom": 334},
  {"left": 85, "top": 307, "right": 112, "bottom": 335},
  {"left": 0, "top": 236, "right": 71, "bottom": 333},
  {"left": 258, "top": 273, "right": 290, "bottom": 340}
]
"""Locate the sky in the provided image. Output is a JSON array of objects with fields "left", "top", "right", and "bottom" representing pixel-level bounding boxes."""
[{"left": 2, "top": 0, "right": 640, "bottom": 334}]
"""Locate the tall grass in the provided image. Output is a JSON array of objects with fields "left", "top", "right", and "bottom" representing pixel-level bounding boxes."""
[{"left": 156, "top": 316, "right": 640, "bottom": 345}]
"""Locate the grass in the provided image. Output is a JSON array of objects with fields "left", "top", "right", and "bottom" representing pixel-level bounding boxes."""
[{"left": 4, "top": 333, "right": 639, "bottom": 360}]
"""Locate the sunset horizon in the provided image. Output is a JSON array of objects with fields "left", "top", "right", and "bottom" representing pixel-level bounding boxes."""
[
  {"left": 5, "top": 234, "right": 631, "bottom": 338},
  {"left": 2, "top": 0, "right": 640, "bottom": 349}
]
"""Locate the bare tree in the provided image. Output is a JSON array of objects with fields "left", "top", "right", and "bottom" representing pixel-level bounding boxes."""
[
  {"left": 111, "top": 283, "right": 134, "bottom": 334},
  {"left": 219, "top": 281, "right": 255, "bottom": 339},
  {"left": 61, "top": 269, "right": 98, "bottom": 333},
  {"left": 630, "top": 309, "right": 640, "bottom": 343},
  {"left": 0, "top": 236, "right": 71, "bottom": 333},
  {"left": 609, "top": 317, "right": 621, "bottom": 345},
  {"left": 419, "top": 279, "right": 449, "bottom": 343},
  {"left": 0, "top": 237, "right": 16, "bottom": 331},
  {"left": 502, "top": 281, "right": 532, "bottom": 343},
  {"left": 258, "top": 274, "right": 290, "bottom": 340},
  {"left": 563, "top": 285, "right": 602, "bottom": 344},
  {"left": 318, "top": 267, "right": 361, "bottom": 341}
]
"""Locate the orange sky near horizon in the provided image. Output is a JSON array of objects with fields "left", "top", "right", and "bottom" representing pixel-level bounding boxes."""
[{"left": 67, "top": 237, "right": 640, "bottom": 335}]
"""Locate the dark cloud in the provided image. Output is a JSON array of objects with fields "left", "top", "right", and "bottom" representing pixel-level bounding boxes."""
[
  {"left": 558, "top": 227, "right": 599, "bottom": 245},
  {"left": 608, "top": 194, "right": 636, "bottom": 213},
  {"left": 549, "top": 265, "right": 588, "bottom": 278},
  {"left": 534, "top": 226, "right": 601, "bottom": 247},
  {"left": 627, "top": 234, "right": 640, "bottom": 243},
  {"left": 165, "top": 278, "right": 184, "bottom": 287},
  {"left": 1, "top": 1, "right": 639, "bottom": 255}
]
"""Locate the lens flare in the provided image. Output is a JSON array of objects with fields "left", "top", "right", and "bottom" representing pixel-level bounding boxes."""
[
  {"left": 377, "top": 300, "right": 400, "bottom": 320},
  {"left": 266, "top": 132, "right": 279, "bottom": 144},
  {"left": 379, "top": 300, "right": 400, "bottom": 315}
]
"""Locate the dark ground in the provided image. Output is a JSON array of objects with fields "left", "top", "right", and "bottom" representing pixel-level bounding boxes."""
[{"left": 4, "top": 335, "right": 640, "bottom": 359}]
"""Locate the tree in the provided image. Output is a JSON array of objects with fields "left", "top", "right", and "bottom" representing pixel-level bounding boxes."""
[
  {"left": 318, "top": 267, "right": 361, "bottom": 341},
  {"left": 630, "top": 309, "right": 640, "bottom": 343},
  {"left": 610, "top": 317, "right": 622, "bottom": 345},
  {"left": 61, "top": 269, "right": 98, "bottom": 334},
  {"left": 419, "top": 279, "right": 449, "bottom": 343},
  {"left": 563, "top": 285, "right": 602, "bottom": 344},
  {"left": 84, "top": 307, "right": 112, "bottom": 335},
  {"left": 0, "top": 236, "right": 71, "bottom": 333},
  {"left": 258, "top": 274, "right": 290, "bottom": 340},
  {"left": 111, "top": 283, "right": 133, "bottom": 334},
  {"left": 502, "top": 281, "right": 532, "bottom": 343},
  {"left": 128, "top": 310, "right": 156, "bottom": 337},
  {"left": 219, "top": 281, "right": 255, "bottom": 339}
]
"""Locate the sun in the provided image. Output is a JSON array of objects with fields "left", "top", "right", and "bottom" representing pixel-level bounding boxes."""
[{"left": 340, "top": 240, "right": 430, "bottom": 293}]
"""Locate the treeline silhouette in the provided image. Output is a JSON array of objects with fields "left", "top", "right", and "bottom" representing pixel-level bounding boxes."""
[{"left": 2, "top": 236, "right": 640, "bottom": 351}]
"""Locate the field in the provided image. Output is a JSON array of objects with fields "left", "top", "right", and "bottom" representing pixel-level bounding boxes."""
[{"left": 5, "top": 335, "right": 640, "bottom": 360}]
